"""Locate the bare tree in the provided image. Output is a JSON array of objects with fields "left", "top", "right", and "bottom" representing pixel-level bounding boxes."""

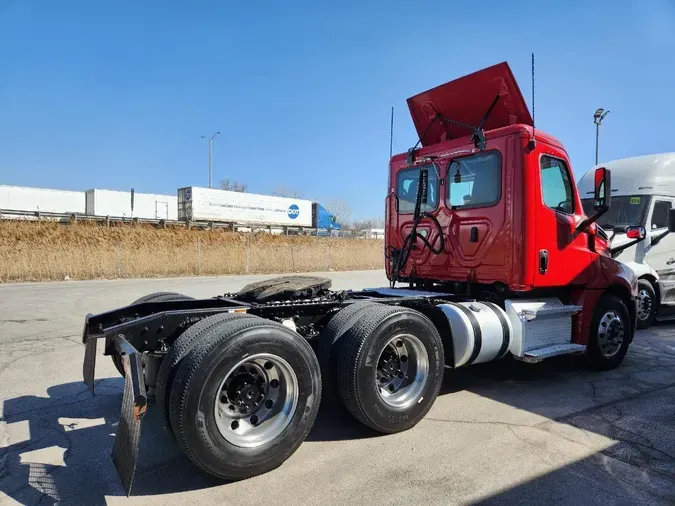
[
  {"left": 371, "top": 216, "right": 385, "bottom": 228},
  {"left": 324, "top": 198, "right": 352, "bottom": 228},
  {"left": 351, "top": 216, "right": 385, "bottom": 230},
  {"left": 272, "top": 185, "right": 305, "bottom": 199},
  {"left": 220, "top": 178, "right": 248, "bottom": 192}
]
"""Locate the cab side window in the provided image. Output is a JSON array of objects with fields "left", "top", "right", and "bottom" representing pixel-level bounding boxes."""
[
  {"left": 651, "top": 200, "right": 672, "bottom": 229},
  {"left": 541, "top": 156, "right": 575, "bottom": 214},
  {"left": 446, "top": 151, "right": 502, "bottom": 209},
  {"left": 396, "top": 166, "right": 438, "bottom": 214}
]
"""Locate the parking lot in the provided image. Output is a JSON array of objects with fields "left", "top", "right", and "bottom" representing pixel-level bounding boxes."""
[{"left": 2, "top": 270, "right": 675, "bottom": 505}]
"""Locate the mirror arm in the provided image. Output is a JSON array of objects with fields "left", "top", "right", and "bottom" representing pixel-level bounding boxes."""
[
  {"left": 652, "top": 228, "right": 670, "bottom": 243},
  {"left": 610, "top": 237, "right": 644, "bottom": 258},
  {"left": 576, "top": 208, "right": 607, "bottom": 231}
]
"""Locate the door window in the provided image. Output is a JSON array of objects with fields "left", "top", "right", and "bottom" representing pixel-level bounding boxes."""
[
  {"left": 541, "top": 156, "right": 574, "bottom": 214},
  {"left": 651, "top": 200, "right": 672, "bottom": 229}
]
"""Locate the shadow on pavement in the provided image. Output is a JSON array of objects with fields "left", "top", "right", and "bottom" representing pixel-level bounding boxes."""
[
  {"left": 0, "top": 377, "right": 376, "bottom": 503},
  {"left": 0, "top": 379, "right": 229, "bottom": 504},
  {"left": 2, "top": 325, "right": 675, "bottom": 503}
]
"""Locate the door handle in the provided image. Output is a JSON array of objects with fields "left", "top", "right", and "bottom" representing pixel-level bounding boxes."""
[
  {"left": 539, "top": 249, "right": 549, "bottom": 274},
  {"left": 667, "top": 258, "right": 675, "bottom": 265}
]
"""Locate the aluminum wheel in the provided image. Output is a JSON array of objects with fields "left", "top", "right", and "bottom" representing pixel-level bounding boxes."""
[
  {"left": 637, "top": 288, "right": 653, "bottom": 322},
  {"left": 597, "top": 310, "right": 625, "bottom": 358},
  {"left": 214, "top": 353, "right": 298, "bottom": 448},
  {"left": 375, "top": 333, "right": 429, "bottom": 409}
]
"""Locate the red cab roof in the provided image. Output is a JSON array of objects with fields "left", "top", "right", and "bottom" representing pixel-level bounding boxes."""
[{"left": 406, "top": 62, "right": 533, "bottom": 147}]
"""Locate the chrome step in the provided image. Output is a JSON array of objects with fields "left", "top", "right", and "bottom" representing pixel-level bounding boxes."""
[
  {"left": 518, "top": 304, "right": 583, "bottom": 322},
  {"left": 516, "top": 343, "right": 586, "bottom": 363}
]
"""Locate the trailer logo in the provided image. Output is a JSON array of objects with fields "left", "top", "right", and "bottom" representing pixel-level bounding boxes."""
[
  {"left": 184, "top": 188, "right": 192, "bottom": 202},
  {"left": 288, "top": 204, "right": 300, "bottom": 219}
]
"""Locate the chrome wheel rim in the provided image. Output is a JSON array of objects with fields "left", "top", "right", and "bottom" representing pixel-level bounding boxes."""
[
  {"left": 375, "top": 334, "right": 429, "bottom": 409},
  {"left": 597, "top": 311, "right": 625, "bottom": 358},
  {"left": 214, "top": 353, "right": 298, "bottom": 448},
  {"left": 637, "top": 289, "right": 653, "bottom": 321}
]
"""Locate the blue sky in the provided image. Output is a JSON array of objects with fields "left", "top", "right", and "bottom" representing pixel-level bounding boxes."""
[{"left": 1, "top": 0, "right": 674, "bottom": 220}]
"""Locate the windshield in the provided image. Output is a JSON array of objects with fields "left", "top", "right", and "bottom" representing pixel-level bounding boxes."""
[{"left": 581, "top": 195, "right": 651, "bottom": 230}]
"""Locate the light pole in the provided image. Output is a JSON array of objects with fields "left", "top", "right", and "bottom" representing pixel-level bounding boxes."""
[
  {"left": 201, "top": 131, "right": 221, "bottom": 188},
  {"left": 593, "top": 108, "right": 609, "bottom": 165}
]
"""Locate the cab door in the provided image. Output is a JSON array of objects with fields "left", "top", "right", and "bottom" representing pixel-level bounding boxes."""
[
  {"left": 646, "top": 198, "right": 675, "bottom": 303},
  {"left": 533, "top": 151, "right": 599, "bottom": 287}
]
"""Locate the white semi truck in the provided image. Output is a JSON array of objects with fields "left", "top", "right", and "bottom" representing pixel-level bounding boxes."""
[{"left": 578, "top": 152, "right": 675, "bottom": 328}]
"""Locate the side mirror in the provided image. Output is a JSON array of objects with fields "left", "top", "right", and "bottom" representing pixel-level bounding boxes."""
[
  {"left": 593, "top": 167, "right": 612, "bottom": 212},
  {"left": 670, "top": 209, "right": 675, "bottom": 233},
  {"left": 625, "top": 226, "right": 646, "bottom": 240},
  {"left": 577, "top": 167, "right": 612, "bottom": 232},
  {"left": 610, "top": 225, "right": 648, "bottom": 257}
]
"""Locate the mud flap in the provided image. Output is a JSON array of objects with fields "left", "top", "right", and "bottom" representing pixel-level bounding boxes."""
[{"left": 111, "top": 335, "right": 147, "bottom": 496}]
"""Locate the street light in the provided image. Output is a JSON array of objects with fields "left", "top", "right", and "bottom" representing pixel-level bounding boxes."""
[
  {"left": 201, "top": 131, "right": 221, "bottom": 188},
  {"left": 593, "top": 108, "right": 609, "bottom": 165}
]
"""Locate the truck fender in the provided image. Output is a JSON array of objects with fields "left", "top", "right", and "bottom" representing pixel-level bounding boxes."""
[{"left": 571, "top": 283, "right": 636, "bottom": 347}]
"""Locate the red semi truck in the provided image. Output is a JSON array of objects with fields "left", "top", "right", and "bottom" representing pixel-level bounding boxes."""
[{"left": 81, "top": 62, "right": 675, "bottom": 495}]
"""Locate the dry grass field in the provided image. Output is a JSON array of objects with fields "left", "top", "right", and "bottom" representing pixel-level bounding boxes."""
[{"left": 0, "top": 220, "right": 384, "bottom": 282}]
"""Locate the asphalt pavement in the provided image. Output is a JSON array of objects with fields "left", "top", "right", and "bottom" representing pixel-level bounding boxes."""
[{"left": 2, "top": 271, "right": 675, "bottom": 505}]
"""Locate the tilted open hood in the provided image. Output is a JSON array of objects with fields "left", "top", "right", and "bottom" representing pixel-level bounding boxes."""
[{"left": 406, "top": 62, "right": 533, "bottom": 147}]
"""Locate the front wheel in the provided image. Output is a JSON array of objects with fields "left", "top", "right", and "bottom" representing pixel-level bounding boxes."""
[
  {"left": 636, "top": 279, "right": 657, "bottom": 329},
  {"left": 586, "top": 294, "right": 632, "bottom": 371}
]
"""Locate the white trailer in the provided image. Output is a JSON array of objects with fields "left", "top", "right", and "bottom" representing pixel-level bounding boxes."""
[
  {"left": 178, "top": 187, "right": 313, "bottom": 227},
  {"left": 85, "top": 189, "right": 177, "bottom": 220},
  {"left": 578, "top": 152, "right": 675, "bottom": 327},
  {"left": 0, "top": 185, "right": 85, "bottom": 214}
]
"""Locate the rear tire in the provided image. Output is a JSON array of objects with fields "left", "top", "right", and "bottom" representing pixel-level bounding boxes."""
[
  {"left": 111, "top": 291, "right": 194, "bottom": 377},
  {"left": 317, "top": 301, "right": 382, "bottom": 396},
  {"left": 335, "top": 305, "right": 444, "bottom": 433},
  {"left": 586, "top": 294, "right": 632, "bottom": 371},
  {"left": 169, "top": 314, "right": 321, "bottom": 480},
  {"left": 156, "top": 312, "right": 256, "bottom": 437},
  {"left": 636, "top": 279, "right": 656, "bottom": 329}
]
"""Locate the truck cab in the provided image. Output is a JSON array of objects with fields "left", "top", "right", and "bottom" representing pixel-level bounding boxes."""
[
  {"left": 384, "top": 62, "right": 669, "bottom": 349},
  {"left": 578, "top": 153, "right": 675, "bottom": 328}
]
